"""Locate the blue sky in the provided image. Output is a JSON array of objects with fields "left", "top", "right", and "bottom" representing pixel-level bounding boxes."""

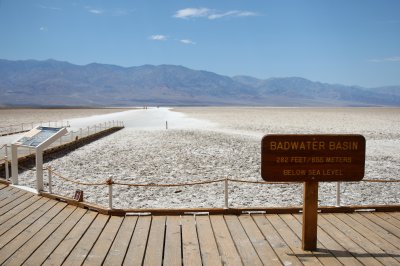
[{"left": 0, "top": 0, "right": 399, "bottom": 87}]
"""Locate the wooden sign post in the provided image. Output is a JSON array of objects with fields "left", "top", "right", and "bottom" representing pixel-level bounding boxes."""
[
  {"left": 261, "top": 134, "right": 365, "bottom": 251},
  {"left": 302, "top": 181, "right": 318, "bottom": 250},
  {"left": 74, "top": 189, "right": 83, "bottom": 202}
]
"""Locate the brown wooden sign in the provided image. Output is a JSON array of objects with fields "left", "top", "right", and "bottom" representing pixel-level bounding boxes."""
[{"left": 261, "top": 134, "right": 366, "bottom": 182}]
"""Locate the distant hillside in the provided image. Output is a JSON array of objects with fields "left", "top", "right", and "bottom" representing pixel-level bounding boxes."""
[{"left": 0, "top": 59, "right": 399, "bottom": 107}]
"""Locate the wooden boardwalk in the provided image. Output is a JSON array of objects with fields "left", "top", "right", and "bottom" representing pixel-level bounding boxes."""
[{"left": 1, "top": 184, "right": 400, "bottom": 265}]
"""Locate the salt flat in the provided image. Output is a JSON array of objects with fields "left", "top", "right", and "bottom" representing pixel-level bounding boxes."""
[{"left": 11, "top": 107, "right": 400, "bottom": 209}]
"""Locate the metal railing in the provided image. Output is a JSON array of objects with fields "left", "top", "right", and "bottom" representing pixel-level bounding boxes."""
[
  {"left": 0, "top": 120, "right": 71, "bottom": 136},
  {"left": 0, "top": 120, "right": 124, "bottom": 181}
]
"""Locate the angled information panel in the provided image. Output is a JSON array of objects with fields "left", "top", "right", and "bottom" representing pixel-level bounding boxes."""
[
  {"left": 11, "top": 126, "right": 67, "bottom": 192},
  {"left": 14, "top": 127, "right": 65, "bottom": 148}
]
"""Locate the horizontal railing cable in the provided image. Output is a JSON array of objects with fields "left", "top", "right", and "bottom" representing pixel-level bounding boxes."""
[{"left": 44, "top": 167, "right": 400, "bottom": 187}]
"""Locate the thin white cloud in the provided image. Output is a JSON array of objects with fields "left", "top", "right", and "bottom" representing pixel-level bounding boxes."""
[
  {"left": 150, "top": 35, "right": 168, "bottom": 41},
  {"left": 85, "top": 6, "right": 131, "bottom": 16},
  {"left": 39, "top": 26, "right": 48, "bottom": 32},
  {"left": 173, "top": 8, "right": 210, "bottom": 19},
  {"left": 384, "top": 56, "right": 400, "bottom": 62},
  {"left": 180, "top": 39, "right": 196, "bottom": 45},
  {"left": 173, "top": 7, "right": 258, "bottom": 20},
  {"left": 208, "top": 11, "right": 237, "bottom": 20},
  {"left": 88, "top": 9, "right": 104, "bottom": 15},
  {"left": 369, "top": 56, "right": 400, "bottom": 63},
  {"left": 236, "top": 11, "right": 258, "bottom": 17}
]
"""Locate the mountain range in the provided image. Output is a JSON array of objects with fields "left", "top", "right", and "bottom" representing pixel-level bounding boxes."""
[{"left": 0, "top": 59, "right": 399, "bottom": 107}]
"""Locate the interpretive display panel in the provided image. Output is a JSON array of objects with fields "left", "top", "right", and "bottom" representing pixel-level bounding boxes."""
[
  {"left": 14, "top": 127, "right": 64, "bottom": 148},
  {"left": 11, "top": 126, "right": 67, "bottom": 191},
  {"left": 261, "top": 134, "right": 366, "bottom": 182}
]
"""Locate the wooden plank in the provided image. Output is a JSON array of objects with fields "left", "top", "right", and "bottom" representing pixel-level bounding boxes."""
[
  {"left": 210, "top": 215, "right": 242, "bottom": 265},
  {"left": 349, "top": 213, "right": 400, "bottom": 250},
  {"left": 373, "top": 212, "right": 400, "bottom": 229},
  {"left": 0, "top": 198, "right": 55, "bottom": 246},
  {"left": 238, "top": 215, "right": 281, "bottom": 266},
  {"left": 388, "top": 212, "right": 400, "bottom": 221},
  {"left": 103, "top": 216, "right": 138, "bottom": 266},
  {"left": 0, "top": 186, "right": 18, "bottom": 201},
  {"left": 293, "top": 214, "right": 362, "bottom": 266},
  {"left": 281, "top": 214, "right": 350, "bottom": 266},
  {"left": 267, "top": 214, "right": 323, "bottom": 266},
  {"left": 0, "top": 192, "right": 34, "bottom": 216},
  {"left": 224, "top": 215, "right": 263, "bottom": 266},
  {"left": 326, "top": 213, "right": 398, "bottom": 265},
  {"left": 0, "top": 189, "right": 27, "bottom": 207},
  {"left": 334, "top": 213, "right": 400, "bottom": 263},
  {"left": 196, "top": 215, "right": 222, "bottom": 266},
  {"left": 42, "top": 210, "right": 98, "bottom": 266},
  {"left": 0, "top": 202, "right": 67, "bottom": 264},
  {"left": 62, "top": 213, "right": 109, "bottom": 266},
  {"left": 0, "top": 195, "right": 47, "bottom": 226},
  {"left": 360, "top": 212, "right": 400, "bottom": 239},
  {"left": 2, "top": 204, "right": 75, "bottom": 265},
  {"left": 252, "top": 214, "right": 302, "bottom": 266},
  {"left": 181, "top": 215, "right": 202, "bottom": 266},
  {"left": 163, "top": 216, "right": 182, "bottom": 266},
  {"left": 319, "top": 214, "right": 382, "bottom": 265},
  {"left": 83, "top": 216, "right": 124, "bottom": 265},
  {"left": 123, "top": 216, "right": 152, "bottom": 266},
  {"left": 23, "top": 207, "right": 88, "bottom": 265},
  {"left": 143, "top": 216, "right": 167, "bottom": 266}
]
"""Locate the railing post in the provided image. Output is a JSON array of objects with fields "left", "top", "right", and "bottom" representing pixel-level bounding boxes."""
[
  {"left": 87, "top": 126, "right": 90, "bottom": 136},
  {"left": 21, "top": 123, "right": 24, "bottom": 131},
  {"left": 336, "top": 182, "right": 341, "bottom": 207},
  {"left": 5, "top": 155, "right": 9, "bottom": 181},
  {"left": 48, "top": 167, "right": 52, "bottom": 194},
  {"left": 80, "top": 128, "right": 82, "bottom": 138},
  {"left": 224, "top": 177, "right": 229, "bottom": 209},
  {"left": 108, "top": 177, "right": 113, "bottom": 209}
]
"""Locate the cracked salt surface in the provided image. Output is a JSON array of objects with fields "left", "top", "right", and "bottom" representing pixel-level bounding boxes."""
[{"left": 16, "top": 107, "right": 400, "bottom": 209}]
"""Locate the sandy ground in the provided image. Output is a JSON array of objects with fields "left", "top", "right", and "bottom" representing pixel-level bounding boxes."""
[{"left": 9, "top": 107, "right": 400, "bottom": 209}]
